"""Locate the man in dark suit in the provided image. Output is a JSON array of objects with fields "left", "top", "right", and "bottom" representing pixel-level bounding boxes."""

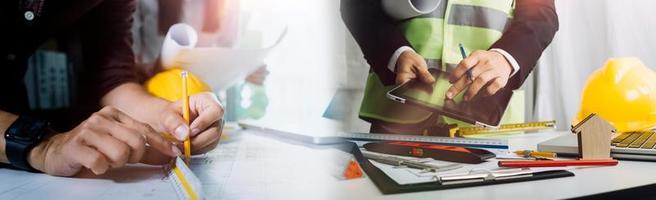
[
  {"left": 0, "top": 0, "right": 223, "bottom": 176},
  {"left": 341, "top": 0, "right": 559, "bottom": 134}
]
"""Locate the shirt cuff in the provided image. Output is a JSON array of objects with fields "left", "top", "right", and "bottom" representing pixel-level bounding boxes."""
[
  {"left": 387, "top": 46, "right": 415, "bottom": 73},
  {"left": 490, "top": 48, "right": 520, "bottom": 77}
]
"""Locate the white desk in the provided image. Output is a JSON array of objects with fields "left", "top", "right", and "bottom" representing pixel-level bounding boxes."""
[
  {"left": 0, "top": 129, "right": 345, "bottom": 200},
  {"left": 2, "top": 130, "right": 655, "bottom": 200},
  {"left": 189, "top": 129, "right": 656, "bottom": 199},
  {"left": 331, "top": 131, "right": 656, "bottom": 199}
]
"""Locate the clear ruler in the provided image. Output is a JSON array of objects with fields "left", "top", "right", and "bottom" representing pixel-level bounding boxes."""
[
  {"left": 239, "top": 121, "right": 508, "bottom": 149},
  {"left": 455, "top": 120, "right": 556, "bottom": 137},
  {"left": 333, "top": 132, "right": 508, "bottom": 149},
  {"left": 169, "top": 157, "right": 203, "bottom": 200}
]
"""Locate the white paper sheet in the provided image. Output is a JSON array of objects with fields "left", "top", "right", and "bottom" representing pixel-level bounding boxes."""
[
  {"left": 161, "top": 23, "right": 286, "bottom": 89},
  {"left": 0, "top": 165, "right": 177, "bottom": 200},
  {"left": 366, "top": 149, "right": 571, "bottom": 185},
  {"left": 0, "top": 130, "right": 347, "bottom": 200}
]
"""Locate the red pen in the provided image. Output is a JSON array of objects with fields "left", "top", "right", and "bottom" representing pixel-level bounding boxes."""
[{"left": 498, "top": 159, "right": 618, "bottom": 168}]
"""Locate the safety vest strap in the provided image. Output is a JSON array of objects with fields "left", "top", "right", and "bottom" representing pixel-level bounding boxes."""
[{"left": 447, "top": 4, "right": 511, "bottom": 33}]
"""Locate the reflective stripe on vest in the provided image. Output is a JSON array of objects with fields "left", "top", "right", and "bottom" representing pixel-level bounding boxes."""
[{"left": 360, "top": 0, "right": 521, "bottom": 125}]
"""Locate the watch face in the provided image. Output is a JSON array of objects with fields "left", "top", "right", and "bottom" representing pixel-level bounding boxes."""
[
  {"left": 6, "top": 117, "right": 48, "bottom": 142},
  {"left": 6, "top": 126, "right": 30, "bottom": 142},
  {"left": 5, "top": 116, "right": 48, "bottom": 172}
]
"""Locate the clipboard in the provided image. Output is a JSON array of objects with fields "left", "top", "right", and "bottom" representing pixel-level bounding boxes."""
[{"left": 341, "top": 142, "right": 575, "bottom": 194}]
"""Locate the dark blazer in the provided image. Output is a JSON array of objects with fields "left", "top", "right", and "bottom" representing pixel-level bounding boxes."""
[
  {"left": 0, "top": 0, "right": 137, "bottom": 129},
  {"left": 341, "top": 0, "right": 559, "bottom": 90}
]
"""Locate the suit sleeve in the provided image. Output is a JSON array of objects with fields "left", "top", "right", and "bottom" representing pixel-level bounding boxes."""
[
  {"left": 340, "top": 0, "right": 411, "bottom": 86},
  {"left": 490, "top": 0, "right": 559, "bottom": 90}
]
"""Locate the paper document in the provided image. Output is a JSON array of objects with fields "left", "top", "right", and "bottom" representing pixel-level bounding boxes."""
[
  {"left": 366, "top": 149, "right": 570, "bottom": 185},
  {"left": 0, "top": 131, "right": 343, "bottom": 200},
  {"left": 0, "top": 165, "right": 177, "bottom": 200},
  {"left": 161, "top": 23, "right": 286, "bottom": 89}
]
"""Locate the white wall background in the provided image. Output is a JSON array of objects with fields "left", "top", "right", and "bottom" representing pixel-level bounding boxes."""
[
  {"left": 533, "top": 0, "right": 656, "bottom": 130},
  {"left": 239, "top": 0, "right": 345, "bottom": 125},
  {"left": 338, "top": 0, "right": 656, "bottom": 131}
]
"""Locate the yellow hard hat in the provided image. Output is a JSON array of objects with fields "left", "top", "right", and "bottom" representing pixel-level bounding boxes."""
[
  {"left": 573, "top": 57, "right": 656, "bottom": 133},
  {"left": 145, "top": 68, "right": 211, "bottom": 101}
]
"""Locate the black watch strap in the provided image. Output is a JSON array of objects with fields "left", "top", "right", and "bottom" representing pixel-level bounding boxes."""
[{"left": 5, "top": 116, "right": 50, "bottom": 172}]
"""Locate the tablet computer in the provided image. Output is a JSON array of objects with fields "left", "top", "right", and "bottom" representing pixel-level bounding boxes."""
[{"left": 386, "top": 68, "right": 514, "bottom": 127}]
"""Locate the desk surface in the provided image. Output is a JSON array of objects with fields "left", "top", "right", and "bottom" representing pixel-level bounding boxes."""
[
  {"left": 2, "top": 130, "right": 655, "bottom": 200},
  {"left": 0, "top": 130, "right": 345, "bottom": 200},
  {"left": 199, "top": 129, "right": 656, "bottom": 199},
  {"left": 333, "top": 131, "right": 656, "bottom": 199}
]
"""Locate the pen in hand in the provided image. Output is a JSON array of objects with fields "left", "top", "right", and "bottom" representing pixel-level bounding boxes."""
[{"left": 458, "top": 43, "right": 473, "bottom": 81}]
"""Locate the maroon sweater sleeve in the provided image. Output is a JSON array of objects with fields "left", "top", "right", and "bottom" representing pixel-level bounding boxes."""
[
  {"left": 80, "top": 0, "right": 138, "bottom": 99},
  {"left": 490, "top": 0, "right": 559, "bottom": 90}
]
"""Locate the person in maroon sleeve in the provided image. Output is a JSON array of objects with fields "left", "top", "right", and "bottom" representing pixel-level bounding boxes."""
[{"left": 0, "top": 0, "right": 223, "bottom": 176}]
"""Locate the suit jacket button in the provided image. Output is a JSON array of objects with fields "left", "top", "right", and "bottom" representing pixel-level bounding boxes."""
[
  {"left": 24, "top": 11, "right": 35, "bottom": 21},
  {"left": 7, "top": 54, "right": 16, "bottom": 61}
]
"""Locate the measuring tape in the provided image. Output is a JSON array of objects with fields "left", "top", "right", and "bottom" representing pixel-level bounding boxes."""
[
  {"left": 453, "top": 120, "right": 556, "bottom": 137},
  {"left": 169, "top": 157, "right": 203, "bottom": 200}
]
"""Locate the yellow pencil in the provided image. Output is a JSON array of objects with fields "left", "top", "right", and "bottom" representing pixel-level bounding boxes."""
[
  {"left": 181, "top": 71, "right": 191, "bottom": 164},
  {"left": 514, "top": 150, "right": 556, "bottom": 159}
]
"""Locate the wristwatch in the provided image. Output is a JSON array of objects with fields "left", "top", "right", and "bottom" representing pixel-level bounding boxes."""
[{"left": 4, "top": 116, "right": 50, "bottom": 172}]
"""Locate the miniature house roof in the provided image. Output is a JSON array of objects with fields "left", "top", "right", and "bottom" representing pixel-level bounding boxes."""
[{"left": 571, "top": 113, "right": 617, "bottom": 134}]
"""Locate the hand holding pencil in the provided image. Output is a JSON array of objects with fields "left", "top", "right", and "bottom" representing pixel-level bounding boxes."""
[{"left": 155, "top": 71, "right": 225, "bottom": 161}]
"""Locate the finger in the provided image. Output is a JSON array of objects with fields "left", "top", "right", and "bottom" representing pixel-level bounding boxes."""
[
  {"left": 97, "top": 106, "right": 173, "bottom": 163},
  {"left": 189, "top": 95, "right": 223, "bottom": 136},
  {"left": 450, "top": 56, "right": 479, "bottom": 83},
  {"left": 413, "top": 59, "right": 435, "bottom": 84},
  {"left": 98, "top": 106, "right": 156, "bottom": 132},
  {"left": 446, "top": 74, "right": 470, "bottom": 99},
  {"left": 160, "top": 106, "right": 190, "bottom": 141},
  {"left": 395, "top": 62, "right": 416, "bottom": 85},
  {"left": 98, "top": 106, "right": 133, "bottom": 124},
  {"left": 143, "top": 126, "right": 181, "bottom": 158},
  {"left": 191, "top": 126, "right": 221, "bottom": 154},
  {"left": 101, "top": 123, "right": 147, "bottom": 164},
  {"left": 73, "top": 145, "right": 110, "bottom": 175},
  {"left": 484, "top": 77, "right": 508, "bottom": 96},
  {"left": 465, "top": 69, "right": 501, "bottom": 101},
  {"left": 81, "top": 128, "right": 131, "bottom": 168},
  {"left": 141, "top": 145, "right": 178, "bottom": 165},
  {"left": 396, "top": 72, "right": 417, "bottom": 85}
]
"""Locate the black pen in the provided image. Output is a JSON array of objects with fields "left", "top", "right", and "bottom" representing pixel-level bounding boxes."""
[{"left": 458, "top": 43, "right": 473, "bottom": 81}]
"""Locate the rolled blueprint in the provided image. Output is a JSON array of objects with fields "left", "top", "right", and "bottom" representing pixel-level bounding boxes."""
[
  {"left": 382, "top": 0, "right": 441, "bottom": 20},
  {"left": 160, "top": 23, "right": 286, "bottom": 89},
  {"left": 161, "top": 23, "right": 198, "bottom": 68}
]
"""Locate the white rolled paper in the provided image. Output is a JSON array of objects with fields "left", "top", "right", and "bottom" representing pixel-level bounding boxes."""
[
  {"left": 158, "top": 23, "right": 287, "bottom": 89},
  {"left": 382, "top": 0, "right": 441, "bottom": 20},
  {"left": 161, "top": 23, "right": 199, "bottom": 68}
]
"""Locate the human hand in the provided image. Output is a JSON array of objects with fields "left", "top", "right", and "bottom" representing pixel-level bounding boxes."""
[
  {"left": 28, "top": 106, "right": 180, "bottom": 176},
  {"left": 446, "top": 50, "right": 512, "bottom": 101},
  {"left": 245, "top": 65, "right": 270, "bottom": 85},
  {"left": 395, "top": 50, "right": 435, "bottom": 85},
  {"left": 157, "top": 92, "right": 224, "bottom": 154}
]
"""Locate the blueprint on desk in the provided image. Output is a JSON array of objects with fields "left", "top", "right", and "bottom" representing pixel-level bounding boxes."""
[{"left": 0, "top": 130, "right": 345, "bottom": 200}]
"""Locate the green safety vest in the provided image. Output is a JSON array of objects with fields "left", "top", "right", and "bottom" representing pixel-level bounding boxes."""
[{"left": 360, "top": 0, "right": 524, "bottom": 127}]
